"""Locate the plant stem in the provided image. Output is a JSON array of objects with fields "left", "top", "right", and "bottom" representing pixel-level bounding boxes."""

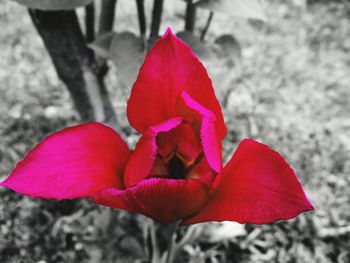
[
  {"left": 99, "top": 0, "right": 117, "bottom": 34},
  {"left": 185, "top": 0, "right": 196, "bottom": 32},
  {"left": 150, "top": 0, "right": 164, "bottom": 39},
  {"left": 149, "top": 220, "right": 161, "bottom": 263},
  {"left": 28, "top": 9, "right": 119, "bottom": 132},
  {"left": 164, "top": 224, "right": 203, "bottom": 263},
  {"left": 164, "top": 228, "right": 177, "bottom": 263},
  {"left": 136, "top": 0, "right": 146, "bottom": 44},
  {"left": 200, "top": 11, "right": 214, "bottom": 41}
]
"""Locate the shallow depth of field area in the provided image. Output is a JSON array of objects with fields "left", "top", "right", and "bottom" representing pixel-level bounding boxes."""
[{"left": 1, "top": 0, "right": 350, "bottom": 262}]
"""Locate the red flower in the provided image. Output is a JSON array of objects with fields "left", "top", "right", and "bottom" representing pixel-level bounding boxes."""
[{"left": 0, "top": 29, "right": 313, "bottom": 224}]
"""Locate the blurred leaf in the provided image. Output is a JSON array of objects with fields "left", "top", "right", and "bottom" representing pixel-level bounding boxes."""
[
  {"left": 292, "top": 0, "right": 308, "bottom": 8},
  {"left": 88, "top": 32, "right": 115, "bottom": 59},
  {"left": 148, "top": 35, "right": 160, "bottom": 50},
  {"left": 213, "top": 34, "right": 242, "bottom": 67},
  {"left": 110, "top": 31, "right": 145, "bottom": 87},
  {"left": 120, "top": 236, "right": 146, "bottom": 259},
  {"left": 176, "top": 31, "right": 215, "bottom": 61},
  {"left": 12, "top": 0, "right": 93, "bottom": 10},
  {"left": 201, "top": 222, "right": 246, "bottom": 243},
  {"left": 195, "top": 0, "right": 267, "bottom": 21},
  {"left": 197, "top": 34, "right": 242, "bottom": 101}
]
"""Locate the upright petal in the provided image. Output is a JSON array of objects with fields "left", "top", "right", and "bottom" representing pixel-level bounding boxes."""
[
  {"left": 127, "top": 28, "right": 226, "bottom": 139},
  {"left": 183, "top": 139, "right": 314, "bottom": 225},
  {"left": 180, "top": 91, "right": 222, "bottom": 172},
  {"left": 0, "top": 123, "right": 130, "bottom": 199},
  {"left": 95, "top": 178, "right": 209, "bottom": 223},
  {"left": 124, "top": 117, "right": 183, "bottom": 187}
]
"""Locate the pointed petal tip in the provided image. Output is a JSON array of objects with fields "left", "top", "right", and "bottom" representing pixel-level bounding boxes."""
[
  {"left": 0, "top": 123, "right": 130, "bottom": 200},
  {"left": 306, "top": 199, "right": 315, "bottom": 211},
  {"left": 241, "top": 138, "right": 316, "bottom": 210},
  {"left": 162, "top": 27, "right": 175, "bottom": 39},
  {"left": 182, "top": 138, "right": 314, "bottom": 225},
  {"left": 127, "top": 25, "right": 226, "bottom": 137}
]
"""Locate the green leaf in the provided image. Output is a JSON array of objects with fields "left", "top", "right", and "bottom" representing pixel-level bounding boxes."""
[
  {"left": 195, "top": 0, "right": 267, "bottom": 21},
  {"left": 176, "top": 31, "right": 215, "bottom": 61},
  {"left": 88, "top": 32, "right": 115, "bottom": 59},
  {"left": 110, "top": 31, "right": 145, "bottom": 87},
  {"left": 12, "top": 0, "right": 93, "bottom": 10}
]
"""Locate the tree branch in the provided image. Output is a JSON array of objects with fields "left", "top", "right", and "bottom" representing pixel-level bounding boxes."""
[
  {"left": 185, "top": 0, "right": 196, "bottom": 32},
  {"left": 136, "top": 0, "right": 146, "bottom": 44},
  {"left": 99, "top": 0, "right": 117, "bottom": 34},
  {"left": 97, "top": 0, "right": 118, "bottom": 79},
  {"left": 150, "top": 0, "right": 164, "bottom": 39},
  {"left": 85, "top": 2, "right": 95, "bottom": 62},
  {"left": 200, "top": 11, "right": 213, "bottom": 41},
  {"left": 85, "top": 2, "right": 95, "bottom": 43}
]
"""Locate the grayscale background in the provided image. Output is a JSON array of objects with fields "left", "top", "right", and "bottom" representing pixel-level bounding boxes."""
[{"left": 0, "top": 0, "right": 349, "bottom": 262}]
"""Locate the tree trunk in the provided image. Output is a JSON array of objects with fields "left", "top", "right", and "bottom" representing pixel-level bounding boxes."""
[{"left": 29, "top": 9, "right": 119, "bottom": 131}]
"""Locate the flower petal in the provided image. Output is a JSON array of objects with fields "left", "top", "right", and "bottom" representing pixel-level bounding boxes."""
[
  {"left": 180, "top": 90, "right": 222, "bottom": 172},
  {"left": 124, "top": 117, "right": 183, "bottom": 187},
  {"left": 95, "top": 178, "right": 209, "bottom": 223},
  {"left": 183, "top": 139, "right": 314, "bottom": 225},
  {"left": 0, "top": 123, "right": 130, "bottom": 199},
  {"left": 127, "top": 28, "right": 226, "bottom": 139},
  {"left": 157, "top": 122, "right": 201, "bottom": 162},
  {"left": 187, "top": 157, "right": 216, "bottom": 186}
]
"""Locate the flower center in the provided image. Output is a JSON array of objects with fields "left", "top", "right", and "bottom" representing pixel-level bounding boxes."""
[
  {"left": 147, "top": 122, "right": 215, "bottom": 184},
  {"left": 167, "top": 155, "right": 187, "bottom": 179}
]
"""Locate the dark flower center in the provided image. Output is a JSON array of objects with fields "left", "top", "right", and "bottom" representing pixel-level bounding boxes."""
[{"left": 167, "top": 155, "right": 187, "bottom": 179}]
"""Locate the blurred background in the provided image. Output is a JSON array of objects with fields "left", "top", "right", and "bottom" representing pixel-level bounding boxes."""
[{"left": 0, "top": 0, "right": 350, "bottom": 262}]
